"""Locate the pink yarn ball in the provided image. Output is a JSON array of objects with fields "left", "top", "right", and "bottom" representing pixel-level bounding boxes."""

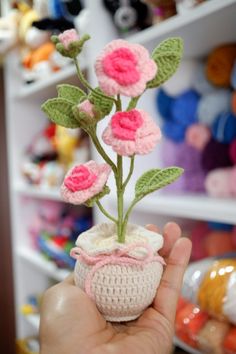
[
  {"left": 230, "top": 139, "right": 236, "bottom": 164},
  {"left": 205, "top": 168, "right": 232, "bottom": 198},
  {"left": 229, "top": 166, "right": 236, "bottom": 196},
  {"left": 190, "top": 222, "right": 209, "bottom": 261},
  {"left": 186, "top": 124, "right": 211, "bottom": 151}
]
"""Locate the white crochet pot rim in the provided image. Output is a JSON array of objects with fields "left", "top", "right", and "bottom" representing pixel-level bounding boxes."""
[{"left": 75, "top": 223, "right": 163, "bottom": 258}]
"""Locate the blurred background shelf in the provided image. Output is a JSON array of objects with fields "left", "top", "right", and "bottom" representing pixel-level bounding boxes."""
[
  {"left": 110, "top": 193, "right": 236, "bottom": 224},
  {"left": 14, "top": 182, "right": 61, "bottom": 201},
  {"left": 24, "top": 314, "right": 40, "bottom": 332},
  {"left": 17, "top": 247, "right": 70, "bottom": 282},
  {"left": 128, "top": 0, "right": 236, "bottom": 57}
]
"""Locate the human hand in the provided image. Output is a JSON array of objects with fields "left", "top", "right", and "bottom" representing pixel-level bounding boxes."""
[{"left": 40, "top": 222, "right": 192, "bottom": 354}]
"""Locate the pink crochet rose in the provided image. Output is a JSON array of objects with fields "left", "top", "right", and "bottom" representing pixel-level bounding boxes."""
[
  {"left": 95, "top": 40, "right": 157, "bottom": 97},
  {"left": 61, "top": 161, "right": 111, "bottom": 205},
  {"left": 78, "top": 99, "right": 95, "bottom": 118},
  {"left": 102, "top": 109, "right": 161, "bottom": 156},
  {"left": 58, "top": 29, "right": 79, "bottom": 49}
]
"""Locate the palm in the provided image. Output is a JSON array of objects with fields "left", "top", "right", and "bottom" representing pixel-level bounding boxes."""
[{"left": 40, "top": 223, "right": 191, "bottom": 354}]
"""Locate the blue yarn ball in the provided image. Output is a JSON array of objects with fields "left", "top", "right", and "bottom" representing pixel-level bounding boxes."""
[
  {"left": 171, "top": 89, "right": 200, "bottom": 127},
  {"left": 156, "top": 89, "right": 174, "bottom": 120},
  {"left": 212, "top": 112, "right": 236, "bottom": 143},
  {"left": 197, "top": 89, "right": 231, "bottom": 126},
  {"left": 231, "top": 60, "right": 236, "bottom": 89},
  {"left": 162, "top": 121, "right": 186, "bottom": 143},
  {"left": 208, "top": 221, "right": 234, "bottom": 231}
]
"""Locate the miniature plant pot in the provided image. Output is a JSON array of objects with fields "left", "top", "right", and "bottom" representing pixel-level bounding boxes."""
[{"left": 71, "top": 223, "right": 165, "bottom": 322}]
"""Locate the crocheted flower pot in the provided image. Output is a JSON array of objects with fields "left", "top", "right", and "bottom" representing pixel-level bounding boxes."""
[{"left": 71, "top": 223, "right": 164, "bottom": 322}]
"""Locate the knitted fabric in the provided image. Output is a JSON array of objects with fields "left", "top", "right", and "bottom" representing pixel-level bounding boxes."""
[
  {"left": 102, "top": 109, "right": 161, "bottom": 156},
  {"left": 197, "top": 89, "right": 231, "bottom": 127},
  {"left": 156, "top": 88, "right": 174, "bottom": 120},
  {"left": 58, "top": 29, "right": 79, "bottom": 49},
  {"left": 77, "top": 99, "right": 95, "bottom": 118},
  {"left": 70, "top": 223, "right": 164, "bottom": 321},
  {"left": 95, "top": 40, "right": 157, "bottom": 97},
  {"left": 162, "top": 121, "right": 186, "bottom": 142},
  {"left": 61, "top": 161, "right": 111, "bottom": 205},
  {"left": 171, "top": 89, "right": 200, "bottom": 127}
]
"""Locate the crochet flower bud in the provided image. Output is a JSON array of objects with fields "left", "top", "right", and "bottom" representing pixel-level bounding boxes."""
[
  {"left": 61, "top": 161, "right": 111, "bottom": 205},
  {"left": 58, "top": 29, "right": 79, "bottom": 49},
  {"left": 102, "top": 109, "right": 161, "bottom": 156},
  {"left": 95, "top": 39, "right": 157, "bottom": 97}
]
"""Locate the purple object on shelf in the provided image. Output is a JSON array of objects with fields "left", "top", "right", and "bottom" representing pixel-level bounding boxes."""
[{"left": 201, "top": 138, "right": 233, "bottom": 172}]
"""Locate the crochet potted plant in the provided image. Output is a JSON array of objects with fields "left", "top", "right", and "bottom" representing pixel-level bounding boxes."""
[{"left": 42, "top": 29, "right": 184, "bottom": 322}]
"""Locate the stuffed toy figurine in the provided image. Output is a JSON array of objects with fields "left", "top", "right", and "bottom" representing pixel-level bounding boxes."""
[{"left": 42, "top": 29, "right": 184, "bottom": 321}]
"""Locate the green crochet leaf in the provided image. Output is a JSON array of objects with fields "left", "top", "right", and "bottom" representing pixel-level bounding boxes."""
[
  {"left": 85, "top": 186, "right": 110, "bottom": 207},
  {"left": 88, "top": 88, "right": 113, "bottom": 117},
  {"left": 57, "top": 84, "right": 86, "bottom": 104},
  {"left": 135, "top": 167, "right": 184, "bottom": 199},
  {"left": 42, "top": 98, "right": 79, "bottom": 128},
  {"left": 147, "top": 37, "right": 183, "bottom": 89}
]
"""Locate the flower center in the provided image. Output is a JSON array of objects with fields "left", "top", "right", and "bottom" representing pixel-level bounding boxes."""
[
  {"left": 111, "top": 110, "right": 143, "bottom": 141},
  {"left": 64, "top": 165, "right": 97, "bottom": 192},
  {"left": 102, "top": 47, "right": 140, "bottom": 86}
]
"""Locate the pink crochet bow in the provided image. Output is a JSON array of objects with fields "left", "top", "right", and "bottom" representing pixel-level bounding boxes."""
[{"left": 70, "top": 242, "right": 165, "bottom": 300}]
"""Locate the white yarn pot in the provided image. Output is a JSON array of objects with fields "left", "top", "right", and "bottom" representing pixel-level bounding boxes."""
[{"left": 73, "top": 223, "right": 164, "bottom": 322}]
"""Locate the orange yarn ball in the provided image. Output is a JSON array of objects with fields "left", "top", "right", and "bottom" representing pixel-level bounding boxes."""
[
  {"left": 175, "top": 303, "right": 208, "bottom": 348},
  {"left": 23, "top": 42, "right": 55, "bottom": 69},
  {"left": 198, "top": 259, "right": 236, "bottom": 321},
  {"left": 232, "top": 91, "right": 236, "bottom": 114},
  {"left": 224, "top": 327, "right": 236, "bottom": 353},
  {"left": 206, "top": 44, "right": 236, "bottom": 87}
]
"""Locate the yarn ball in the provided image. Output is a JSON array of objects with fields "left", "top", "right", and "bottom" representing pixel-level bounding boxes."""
[
  {"left": 197, "top": 320, "right": 230, "bottom": 354},
  {"left": 231, "top": 60, "right": 236, "bottom": 89},
  {"left": 206, "top": 44, "right": 236, "bottom": 87},
  {"left": 201, "top": 138, "right": 232, "bottom": 172},
  {"left": 232, "top": 91, "right": 236, "bottom": 114},
  {"left": 204, "top": 231, "right": 235, "bottom": 257},
  {"left": 192, "top": 61, "right": 215, "bottom": 95},
  {"left": 171, "top": 89, "right": 200, "bottom": 127},
  {"left": 156, "top": 88, "right": 174, "bottom": 120},
  {"left": 162, "top": 121, "right": 186, "bottom": 143},
  {"left": 198, "top": 259, "right": 236, "bottom": 321},
  {"left": 230, "top": 139, "right": 236, "bottom": 163},
  {"left": 224, "top": 327, "right": 236, "bottom": 354},
  {"left": 197, "top": 89, "right": 231, "bottom": 126},
  {"left": 208, "top": 221, "right": 234, "bottom": 232},
  {"left": 205, "top": 168, "right": 232, "bottom": 198},
  {"left": 186, "top": 123, "right": 211, "bottom": 151},
  {"left": 212, "top": 112, "right": 236, "bottom": 144},
  {"left": 175, "top": 303, "right": 209, "bottom": 348},
  {"left": 230, "top": 166, "right": 236, "bottom": 196},
  {"left": 163, "top": 59, "right": 199, "bottom": 96},
  {"left": 233, "top": 227, "right": 236, "bottom": 247},
  {"left": 184, "top": 171, "right": 205, "bottom": 193},
  {"left": 190, "top": 222, "right": 210, "bottom": 261},
  {"left": 162, "top": 139, "right": 202, "bottom": 173}
]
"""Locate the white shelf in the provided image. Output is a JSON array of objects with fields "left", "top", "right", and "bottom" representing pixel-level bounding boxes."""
[
  {"left": 127, "top": 0, "right": 236, "bottom": 57},
  {"left": 18, "top": 247, "right": 70, "bottom": 282},
  {"left": 24, "top": 314, "right": 40, "bottom": 331},
  {"left": 110, "top": 193, "right": 236, "bottom": 224},
  {"left": 174, "top": 336, "right": 201, "bottom": 354},
  {"left": 14, "top": 181, "right": 61, "bottom": 201},
  {"left": 16, "top": 62, "right": 86, "bottom": 98}
]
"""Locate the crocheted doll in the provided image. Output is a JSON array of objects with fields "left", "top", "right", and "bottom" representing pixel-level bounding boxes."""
[{"left": 42, "top": 29, "right": 183, "bottom": 321}]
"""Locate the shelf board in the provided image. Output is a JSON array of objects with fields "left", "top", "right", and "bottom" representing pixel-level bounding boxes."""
[
  {"left": 174, "top": 336, "right": 201, "bottom": 354},
  {"left": 16, "top": 61, "right": 86, "bottom": 98},
  {"left": 24, "top": 314, "right": 40, "bottom": 331},
  {"left": 14, "top": 182, "right": 61, "bottom": 201},
  {"left": 109, "top": 193, "right": 236, "bottom": 224},
  {"left": 127, "top": 0, "right": 236, "bottom": 57},
  {"left": 18, "top": 247, "right": 70, "bottom": 282}
]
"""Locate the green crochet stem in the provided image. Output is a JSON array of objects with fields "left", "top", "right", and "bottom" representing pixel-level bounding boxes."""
[
  {"left": 74, "top": 58, "right": 118, "bottom": 107},
  {"left": 96, "top": 201, "right": 117, "bottom": 224}
]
